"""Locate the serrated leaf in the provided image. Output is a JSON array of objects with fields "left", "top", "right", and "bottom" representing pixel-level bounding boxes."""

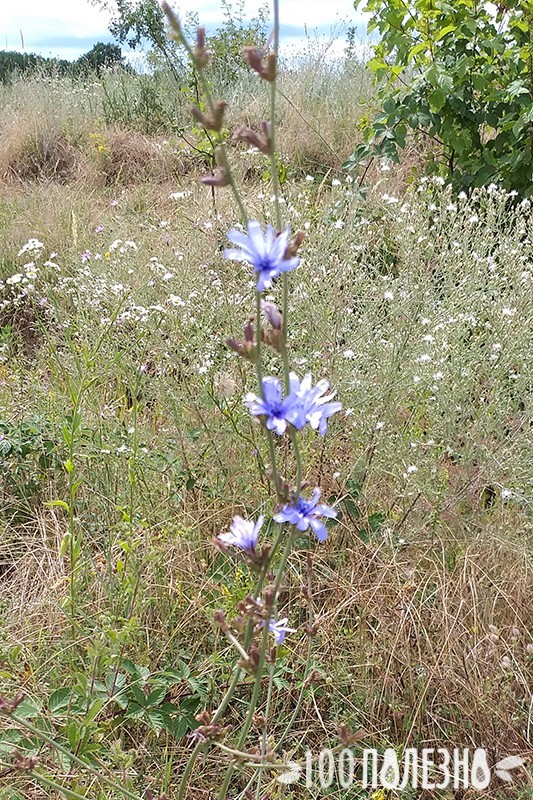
[
  {"left": 125, "top": 703, "right": 146, "bottom": 720},
  {"left": 13, "top": 696, "right": 41, "bottom": 718},
  {"left": 49, "top": 687, "right": 71, "bottom": 714},
  {"left": 146, "top": 687, "right": 167, "bottom": 707},
  {"left": 147, "top": 710, "right": 165, "bottom": 735}
]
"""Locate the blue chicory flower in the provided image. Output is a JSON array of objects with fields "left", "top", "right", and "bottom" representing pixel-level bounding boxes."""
[
  {"left": 267, "top": 617, "right": 297, "bottom": 645},
  {"left": 274, "top": 488, "right": 337, "bottom": 542},
  {"left": 218, "top": 515, "right": 264, "bottom": 553},
  {"left": 288, "top": 372, "right": 343, "bottom": 435},
  {"left": 245, "top": 376, "right": 299, "bottom": 435},
  {"left": 224, "top": 220, "right": 299, "bottom": 292}
]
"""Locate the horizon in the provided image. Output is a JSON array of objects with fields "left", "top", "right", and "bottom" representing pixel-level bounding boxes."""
[{"left": 1, "top": 0, "right": 369, "bottom": 63}]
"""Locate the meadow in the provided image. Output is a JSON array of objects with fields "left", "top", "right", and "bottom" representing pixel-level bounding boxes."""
[{"left": 0, "top": 10, "right": 532, "bottom": 799}]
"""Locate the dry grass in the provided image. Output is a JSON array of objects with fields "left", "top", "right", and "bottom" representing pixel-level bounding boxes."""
[{"left": 0, "top": 64, "right": 531, "bottom": 800}]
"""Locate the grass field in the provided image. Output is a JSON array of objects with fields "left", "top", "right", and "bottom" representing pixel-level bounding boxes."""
[{"left": 0, "top": 39, "right": 532, "bottom": 800}]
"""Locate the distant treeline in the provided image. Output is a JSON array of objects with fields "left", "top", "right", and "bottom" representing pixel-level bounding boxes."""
[{"left": 0, "top": 43, "right": 127, "bottom": 82}]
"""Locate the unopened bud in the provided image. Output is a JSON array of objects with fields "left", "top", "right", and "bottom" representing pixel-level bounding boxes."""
[
  {"left": 201, "top": 171, "right": 230, "bottom": 188},
  {"left": 191, "top": 101, "right": 228, "bottom": 132},
  {"left": 226, "top": 337, "right": 257, "bottom": 362},
  {"left": 194, "top": 27, "right": 210, "bottom": 67},
  {"left": 261, "top": 300, "right": 282, "bottom": 330},
  {"left": 252, "top": 711, "right": 266, "bottom": 728},
  {"left": 233, "top": 124, "right": 271, "bottom": 154},
  {"left": 285, "top": 230, "right": 305, "bottom": 259},
  {"left": 162, "top": 3, "right": 182, "bottom": 41},
  {"left": 214, "top": 609, "right": 228, "bottom": 631},
  {"left": 263, "top": 585, "right": 276, "bottom": 610},
  {"left": 262, "top": 327, "right": 284, "bottom": 354},
  {"left": 243, "top": 47, "right": 277, "bottom": 82},
  {"left": 244, "top": 318, "right": 255, "bottom": 342}
]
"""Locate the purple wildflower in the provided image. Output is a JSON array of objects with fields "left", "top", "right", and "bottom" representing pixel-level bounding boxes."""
[
  {"left": 267, "top": 617, "right": 296, "bottom": 645},
  {"left": 218, "top": 515, "right": 264, "bottom": 553},
  {"left": 95, "top": 225, "right": 105, "bottom": 233},
  {"left": 288, "top": 372, "right": 342, "bottom": 435},
  {"left": 261, "top": 300, "right": 283, "bottom": 330},
  {"left": 224, "top": 220, "right": 299, "bottom": 292},
  {"left": 245, "top": 377, "right": 299, "bottom": 435},
  {"left": 81, "top": 251, "right": 92, "bottom": 263},
  {"left": 274, "top": 488, "right": 337, "bottom": 542}
]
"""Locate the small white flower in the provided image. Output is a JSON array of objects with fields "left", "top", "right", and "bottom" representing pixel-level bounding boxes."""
[
  {"left": 305, "top": 175, "right": 314, "bottom": 182},
  {"left": 334, "top": 219, "right": 345, "bottom": 229},
  {"left": 383, "top": 290, "right": 394, "bottom": 301},
  {"left": 406, "top": 465, "right": 418, "bottom": 475}
]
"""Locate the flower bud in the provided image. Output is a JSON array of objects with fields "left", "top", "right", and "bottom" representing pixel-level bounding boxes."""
[
  {"left": 201, "top": 172, "right": 230, "bottom": 188},
  {"left": 261, "top": 300, "right": 282, "bottom": 330},
  {"left": 243, "top": 47, "right": 277, "bottom": 82},
  {"left": 194, "top": 27, "right": 210, "bottom": 67},
  {"left": 233, "top": 124, "right": 272, "bottom": 154},
  {"left": 191, "top": 101, "right": 228, "bottom": 132},
  {"left": 285, "top": 230, "right": 305, "bottom": 259},
  {"left": 162, "top": 2, "right": 182, "bottom": 41}
]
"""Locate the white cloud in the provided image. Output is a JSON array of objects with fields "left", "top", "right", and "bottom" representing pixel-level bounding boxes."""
[{"left": 0, "top": 0, "right": 368, "bottom": 60}]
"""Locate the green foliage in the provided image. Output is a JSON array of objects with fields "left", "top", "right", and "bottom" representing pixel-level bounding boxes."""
[
  {"left": 77, "top": 42, "right": 125, "bottom": 75},
  {"left": 207, "top": 0, "right": 269, "bottom": 84},
  {"left": 351, "top": 0, "right": 533, "bottom": 193},
  {"left": 0, "top": 417, "right": 62, "bottom": 518},
  {"left": 0, "top": 51, "right": 72, "bottom": 83}
]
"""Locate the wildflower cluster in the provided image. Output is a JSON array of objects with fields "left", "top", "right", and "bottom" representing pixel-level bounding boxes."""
[{"left": 160, "top": 5, "right": 343, "bottom": 797}]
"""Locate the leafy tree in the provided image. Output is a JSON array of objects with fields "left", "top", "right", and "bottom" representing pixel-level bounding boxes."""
[
  {"left": 0, "top": 51, "right": 71, "bottom": 82},
  {"left": 77, "top": 42, "right": 125, "bottom": 74},
  {"left": 350, "top": 0, "right": 533, "bottom": 194},
  {"left": 89, "top": 0, "right": 185, "bottom": 83}
]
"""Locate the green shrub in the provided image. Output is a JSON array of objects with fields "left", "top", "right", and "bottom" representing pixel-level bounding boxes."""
[{"left": 350, "top": 0, "right": 533, "bottom": 193}]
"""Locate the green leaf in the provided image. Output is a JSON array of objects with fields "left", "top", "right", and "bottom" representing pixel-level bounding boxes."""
[
  {"left": 13, "top": 696, "right": 41, "bottom": 718},
  {"left": 49, "top": 688, "right": 71, "bottom": 714},
  {"left": 434, "top": 23, "right": 455, "bottom": 41},
  {"left": 146, "top": 687, "right": 168, "bottom": 707},
  {"left": 428, "top": 88, "right": 447, "bottom": 112}
]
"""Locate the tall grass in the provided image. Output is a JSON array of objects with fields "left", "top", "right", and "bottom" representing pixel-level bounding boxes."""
[{"left": 0, "top": 21, "right": 531, "bottom": 800}]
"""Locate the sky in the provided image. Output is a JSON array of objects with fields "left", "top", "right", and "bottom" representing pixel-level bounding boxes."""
[{"left": 0, "top": 0, "right": 369, "bottom": 62}]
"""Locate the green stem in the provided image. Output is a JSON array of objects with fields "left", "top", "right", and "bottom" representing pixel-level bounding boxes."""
[
  {"left": 5, "top": 715, "right": 143, "bottom": 800},
  {"left": 255, "top": 662, "right": 275, "bottom": 800},
  {"left": 269, "top": 0, "right": 282, "bottom": 233},
  {"left": 166, "top": 15, "right": 247, "bottom": 223},
  {"left": 218, "top": 533, "right": 294, "bottom": 800},
  {"left": 275, "top": 555, "right": 314, "bottom": 751},
  {"left": 255, "top": 291, "right": 283, "bottom": 501},
  {"left": 176, "top": 561, "right": 272, "bottom": 800}
]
